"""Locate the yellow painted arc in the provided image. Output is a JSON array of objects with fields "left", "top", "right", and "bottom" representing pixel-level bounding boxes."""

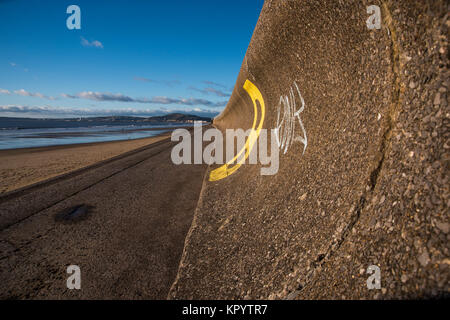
[{"left": 209, "top": 79, "right": 265, "bottom": 181}]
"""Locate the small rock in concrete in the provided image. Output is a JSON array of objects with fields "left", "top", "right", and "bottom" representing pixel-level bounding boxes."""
[
  {"left": 433, "top": 92, "right": 441, "bottom": 105},
  {"left": 435, "top": 221, "right": 449, "bottom": 234},
  {"left": 418, "top": 250, "right": 430, "bottom": 267},
  {"left": 401, "top": 274, "right": 409, "bottom": 283}
]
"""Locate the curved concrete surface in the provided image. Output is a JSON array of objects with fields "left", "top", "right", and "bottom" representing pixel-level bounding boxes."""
[{"left": 170, "top": 0, "right": 449, "bottom": 299}]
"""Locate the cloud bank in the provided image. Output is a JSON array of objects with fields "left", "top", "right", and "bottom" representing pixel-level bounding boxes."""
[
  {"left": 0, "top": 104, "right": 219, "bottom": 118},
  {"left": 202, "top": 81, "right": 228, "bottom": 89},
  {"left": 189, "top": 86, "right": 231, "bottom": 98},
  {"left": 1, "top": 87, "right": 226, "bottom": 107},
  {"left": 62, "top": 91, "right": 227, "bottom": 107}
]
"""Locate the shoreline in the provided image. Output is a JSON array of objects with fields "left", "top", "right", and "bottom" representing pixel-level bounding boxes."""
[
  {"left": 0, "top": 128, "right": 174, "bottom": 155},
  {"left": 0, "top": 125, "right": 192, "bottom": 152},
  {"left": 0, "top": 128, "right": 182, "bottom": 194}
]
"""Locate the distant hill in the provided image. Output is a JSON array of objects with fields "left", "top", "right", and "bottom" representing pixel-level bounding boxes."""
[
  {"left": 69, "top": 113, "right": 212, "bottom": 122},
  {"left": 0, "top": 113, "right": 212, "bottom": 130},
  {"left": 142, "top": 113, "right": 211, "bottom": 122}
]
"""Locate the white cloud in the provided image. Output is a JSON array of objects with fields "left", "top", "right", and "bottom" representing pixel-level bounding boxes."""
[
  {"left": 0, "top": 88, "right": 11, "bottom": 94},
  {"left": 12, "top": 89, "right": 56, "bottom": 100},
  {"left": 14, "top": 89, "right": 43, "bottom": 98},
  {"left": 81, "top": 36, "right": 104, "bottom": 48}
]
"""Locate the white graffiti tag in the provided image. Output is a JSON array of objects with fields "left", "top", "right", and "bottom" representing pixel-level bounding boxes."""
[{"left": 275, "top": 82, "right": 307, "bottom": 155}]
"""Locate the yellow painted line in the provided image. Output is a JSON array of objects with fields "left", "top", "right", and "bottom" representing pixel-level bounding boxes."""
[{"left": 209, "top": 79, "right": 265, "bottom": 181}]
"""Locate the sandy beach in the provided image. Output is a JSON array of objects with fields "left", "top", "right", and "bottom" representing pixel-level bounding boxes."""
[{"left": 0, "top": 133, "right": 172, "bottom": 194}]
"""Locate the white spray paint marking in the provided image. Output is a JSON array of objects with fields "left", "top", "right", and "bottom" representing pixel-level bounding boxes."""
[{"left": 274, "top": 81, "right": 307, "bottom": 155}]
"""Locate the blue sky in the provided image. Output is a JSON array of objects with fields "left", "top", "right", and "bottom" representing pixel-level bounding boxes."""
[{"left": 0, "top": 0, "right": 264, "bottom": 118}]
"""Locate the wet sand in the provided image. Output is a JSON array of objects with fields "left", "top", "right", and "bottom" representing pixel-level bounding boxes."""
[
  {"left": 12, "top": 126, "right": 187, "bottom": 139},
  {"left": 0, "top": 133, "right": 173, "bottom": 194}
]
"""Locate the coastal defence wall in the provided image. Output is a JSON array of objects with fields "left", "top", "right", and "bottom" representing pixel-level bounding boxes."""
[{"left": 170, "top": 0, "right": 449, "bottom": 299}]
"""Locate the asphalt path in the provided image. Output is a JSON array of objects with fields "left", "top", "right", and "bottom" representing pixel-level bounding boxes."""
[{"left": 0, "top": 135, "right": 207, "bottom": 299}]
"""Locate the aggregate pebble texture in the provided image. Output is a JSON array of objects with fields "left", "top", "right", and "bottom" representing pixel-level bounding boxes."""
[{"left": 169, "top": 0, "right": 449, "bottom": 299}]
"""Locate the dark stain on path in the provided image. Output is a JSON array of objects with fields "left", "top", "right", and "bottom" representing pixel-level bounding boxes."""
[{"left": 54, "top": 204, "right": 94, "bottom": 224}]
